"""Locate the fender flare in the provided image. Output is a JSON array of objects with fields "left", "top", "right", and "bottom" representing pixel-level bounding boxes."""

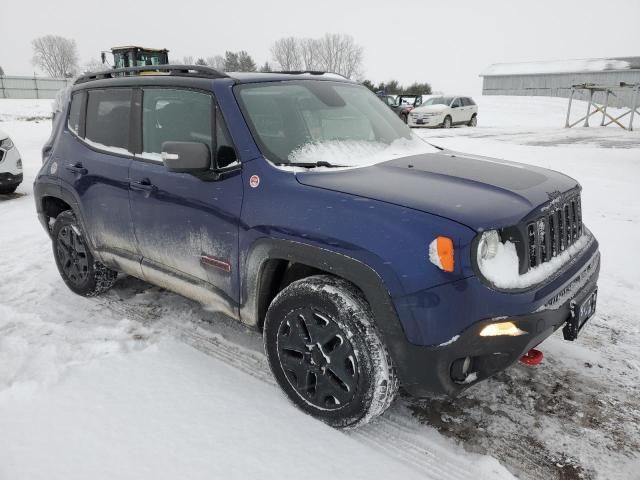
[
  {"left": 34, "top": 179, "right": 98, "bottom": 255},
  {"left": 240, "top": 238, "right": 412, "bottom": 370}
]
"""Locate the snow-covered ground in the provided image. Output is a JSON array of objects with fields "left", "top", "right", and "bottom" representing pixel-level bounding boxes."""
[{"left": 1, "top": 96, "right": 638, "bottom": 479}]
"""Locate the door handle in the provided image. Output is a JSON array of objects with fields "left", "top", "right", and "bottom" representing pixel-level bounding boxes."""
[
  {"left": 130, "top": 178, "right": 157, "bottom": 193},
  {"left": 65, "top": 163, "right": 88, "bottom": 175}
]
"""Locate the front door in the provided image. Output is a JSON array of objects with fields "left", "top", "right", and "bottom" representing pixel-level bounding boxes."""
[{"left": 128, "top": 87, "right": 243, "bottom": 311}]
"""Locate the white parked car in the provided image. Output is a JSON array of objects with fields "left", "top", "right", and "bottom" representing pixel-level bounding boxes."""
[
  {"left": 0, "top": 130, "right": 23, "bottom": 194},
  {"left": 407, "top": 96, "right": 478, "bottom": 129}
]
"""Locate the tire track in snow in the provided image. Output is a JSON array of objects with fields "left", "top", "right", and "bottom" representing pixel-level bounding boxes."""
[{"left": 96, "top": 294, "right": 507, "bottom": 480}]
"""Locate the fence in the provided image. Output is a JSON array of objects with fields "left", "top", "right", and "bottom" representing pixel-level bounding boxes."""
[{"left": 0, "top": 76, "right": 74, "bottom": 99}]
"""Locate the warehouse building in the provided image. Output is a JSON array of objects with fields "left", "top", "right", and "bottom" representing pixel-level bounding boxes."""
[{"left": 480, "top": 57, "right": 640, "bottom": 108}]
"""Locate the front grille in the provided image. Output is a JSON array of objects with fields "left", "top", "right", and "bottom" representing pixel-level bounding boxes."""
[{"left": 526, "top": 193, "right": 582, "bottom": 269}]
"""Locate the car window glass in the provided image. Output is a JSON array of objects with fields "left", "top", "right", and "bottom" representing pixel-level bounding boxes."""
[
  {"left": 452, "top": 98, "right": 462, "bottom": 108},
  {"left": 215, "top": 109, "right": 238, "bottom": 168},
  {"left": 68, "top": 92, "right": 83, "bottom": 135},
  {"left": 142, "top": 88, "right": 213, "bottom": 161},
  {"left": 85, "top": 89, "right": 132, "bottom": 151}
]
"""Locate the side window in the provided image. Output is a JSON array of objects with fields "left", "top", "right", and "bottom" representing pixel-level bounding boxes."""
[
  {"left": 451, "top": 98, "right": 462, "bottom": 108},
  {"left": 142, "top": 88, "right": 213, "bottom": 163},
  {"left": 467, "top": 97, "right": 476, "bottom": 106},
  {"left": 68, "top": 92, "right": 84, "bottom": 135},
  {"left": 85, "top": 89, "right": 132, "bottom": 150},
  {"left": 215, "top": 109, "right": 238, "bottom": 168}
]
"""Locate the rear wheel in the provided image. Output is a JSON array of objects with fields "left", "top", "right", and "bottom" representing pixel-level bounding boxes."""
[
  {"left": 468, "top": 114, "right": 477, "bottom": 127},
  {"left": 443, "top": 115, "right": 452, "bottom": 129},
  {"left": 264, "top": 275, "right": 398, "bottom": 428},
  {"left": 52, "top": 211, "right": 118, "bottom": 297}
]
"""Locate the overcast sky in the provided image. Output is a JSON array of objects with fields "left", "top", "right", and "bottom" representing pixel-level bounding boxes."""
[{"left": 2, "top": 0, "right": 639, "bottom": 93}]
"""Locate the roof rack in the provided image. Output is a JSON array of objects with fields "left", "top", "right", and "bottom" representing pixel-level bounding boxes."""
[
  {"left": 275, "top": 70, "right": 349, "bottom": 79},
  {"left": 74, "top": 65, "right": 229, "bottom": 85}
]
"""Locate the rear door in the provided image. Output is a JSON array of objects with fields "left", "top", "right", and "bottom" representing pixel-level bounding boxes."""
[
  {"left": 55, "top": 88, "right": 140, "bottom": 272},
  {"left": 128, "top": 87, "right": 243, "bottom": 307}
]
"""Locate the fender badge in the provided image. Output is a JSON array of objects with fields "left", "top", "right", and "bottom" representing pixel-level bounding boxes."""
[
  {"left": 50, "top": 161, "right": 58, "bottom": 175},
  {"left": 249, "top": 175, "right": 260, "bottom": 188}
]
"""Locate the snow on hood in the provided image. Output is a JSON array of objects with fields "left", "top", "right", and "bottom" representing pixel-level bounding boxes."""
[
  {"left": 0, "top": 130, "right": 8, "bottom": 141},
  {"left": 482, "top": 58, "right": 631, "bottom": 76},
  {"left": 288, "top": 136, "right": 440, "bottom": 167}
]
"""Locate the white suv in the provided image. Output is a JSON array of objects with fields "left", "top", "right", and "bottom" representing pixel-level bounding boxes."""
[
  {"left": 408, "top": 96, "right": 478, "bottom": 129},
  {"left": 0, "top": 130, "right": 23, "bottom": 194}
]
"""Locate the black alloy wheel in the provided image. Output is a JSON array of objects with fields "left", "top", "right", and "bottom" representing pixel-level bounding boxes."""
[
  {"left": 277, "top": 306, "right": 358, "bottom": 409},
  {"left": 56, "top": 224, "right": 90, "bottom": 286}
]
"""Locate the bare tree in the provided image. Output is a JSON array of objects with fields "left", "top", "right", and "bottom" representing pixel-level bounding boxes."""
[
  {"left": 316, "top": 33, "right": 363, "bottom": 78},
  {"left": 270, "top": 34, "right": 363, "bottom": 78},
  {"left": 271, "top": 37, "right": 301, "bottom": 71},
  {"left": 299, "top": 38, "right": 320, "bottom": 70},
  {"left": 31, "top": 35, "right": 79, "bottom": 78},
  {"left": 206, "top": 55, "right": 226, "bottom": 71},
  {"left": 182, "top": 56, "right": 194, "bottom": 65}
]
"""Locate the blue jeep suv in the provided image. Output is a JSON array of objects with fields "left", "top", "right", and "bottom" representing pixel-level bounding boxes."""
[{"left": 34, "top": 66, "right": 600, "bottom": 428}]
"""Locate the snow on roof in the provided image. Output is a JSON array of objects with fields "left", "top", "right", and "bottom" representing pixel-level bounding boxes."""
[{"left": 481, "top": 57, "right": 637, "bottom": 76}]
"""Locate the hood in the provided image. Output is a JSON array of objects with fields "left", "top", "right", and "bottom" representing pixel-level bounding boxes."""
[
  {"left": 413, "top": 104, "right": 449, "bottom": 113},
  {"left": 295, "top": 151, "right": 578, "bottom": 231},
  {"left": 0, "top": 130, "right": 8, "bottom": 141}
]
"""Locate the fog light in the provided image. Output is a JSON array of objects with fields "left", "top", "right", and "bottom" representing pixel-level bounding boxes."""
[{"left": 479, "top": 321, "right": 527, "bottom": 337}]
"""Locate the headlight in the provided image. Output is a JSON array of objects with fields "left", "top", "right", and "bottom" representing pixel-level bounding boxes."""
[
  {"left": 0, "top": 137, "right": 14, "bottom": 150},
  {"left": 477, "top": 230, "right": 500, "bottom": 263}
]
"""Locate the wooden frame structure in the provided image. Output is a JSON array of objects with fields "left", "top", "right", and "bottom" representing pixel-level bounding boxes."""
[{"left": 565, "top": 82, "right": 639, "bottom": 131}]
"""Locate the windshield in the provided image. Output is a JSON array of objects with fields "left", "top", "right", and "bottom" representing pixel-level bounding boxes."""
[
  {"left": 236, "top": 81, "right": 438, "bottom": 166},
  {"left": 423, "top": 97, "right": 454, "bottom": 106}
]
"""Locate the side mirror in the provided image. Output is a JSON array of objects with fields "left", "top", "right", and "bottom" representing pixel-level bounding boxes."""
[{"left": 161, "top": 141, "right": 211, "bottom": 173}]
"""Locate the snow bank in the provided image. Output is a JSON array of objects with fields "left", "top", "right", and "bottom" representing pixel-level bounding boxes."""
[
  {"left": 288, "top": 136, "right": 438, "bottom": 167},
  {"left": 478, "top": 229, "right": 592, "bottom": 289},
  {"left": 0, "top": 99, "right": 54, "bottom": 121},
  {"left": 481, "top": 58, "right": 631, "bottom": 76}
]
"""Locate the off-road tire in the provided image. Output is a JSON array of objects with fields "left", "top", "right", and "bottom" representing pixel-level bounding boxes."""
[
  {"left": 52, "top": 210, "right": 118, "bottom": 297},
  {"left": 443, "top": 115, "right": 452, "bottom": 129},
  {"left": 264, "top": 275, "right": 398, "bottom": 428}
]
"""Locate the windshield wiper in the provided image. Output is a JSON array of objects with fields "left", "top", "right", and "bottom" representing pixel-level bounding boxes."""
[{"left": 276, "top": 161, "right": 348, "bottom": 168}]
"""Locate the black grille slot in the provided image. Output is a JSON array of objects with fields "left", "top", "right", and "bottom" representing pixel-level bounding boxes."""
[
  {"left": 526, "top": 193, "right": 583, "bottom": 270},
  {"left": 527, "top": 223, "right": 537, "bottom": 267}
]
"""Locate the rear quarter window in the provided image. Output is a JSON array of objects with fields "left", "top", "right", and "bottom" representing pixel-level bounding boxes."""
[
  {"left": 67, "top": 92, "right": 84, "bottom": 135},
  {"left": 85, "top": 89, "right": 132, "bottom": 151}
]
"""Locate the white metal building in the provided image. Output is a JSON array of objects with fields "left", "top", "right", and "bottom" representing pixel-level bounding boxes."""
[{"left": 480, "top": 57, "right": 640, "bottom": 108}]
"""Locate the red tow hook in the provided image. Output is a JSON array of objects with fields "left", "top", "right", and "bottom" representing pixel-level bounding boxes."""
[{"left": 519, "top": 348, "right": 544, "bottom": 366}]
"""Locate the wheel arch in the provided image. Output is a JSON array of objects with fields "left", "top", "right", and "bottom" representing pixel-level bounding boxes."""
[
  {"left": 240, "top": 238, "right": 410, "bottom": 367},
  {"left": 34, "top": 180, "right": 97, "bottom": 253}
]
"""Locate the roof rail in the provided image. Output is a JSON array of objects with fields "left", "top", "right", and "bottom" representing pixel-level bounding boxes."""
[
  {"left": 275, "top": 70, "right": 349, "bottom": 79},
  {"left": 74, "top": 64, "right": 229, "bottom": 85}
]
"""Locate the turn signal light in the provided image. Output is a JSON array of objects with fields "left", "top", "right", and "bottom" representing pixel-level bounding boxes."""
[
  {"left": 429, "top": 236, "right": 454, "bottom": 272},
  {"left": 479, "top": 321, "right": 527, "bottom": 337}
]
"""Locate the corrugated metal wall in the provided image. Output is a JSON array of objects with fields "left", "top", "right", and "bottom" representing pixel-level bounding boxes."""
[
  {"left": 0, "top": 76, "right": 74, "bottom": 99},
  {"left": 482, "top": 70, "right": 640, "bottom": 108}
]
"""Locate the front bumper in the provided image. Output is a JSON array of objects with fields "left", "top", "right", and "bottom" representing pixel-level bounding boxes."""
[
  {"left": 395, "top": 246, "right": 600, "bottom": 397},
  {"left": 0, "top": 172, "right": 23, "bottom": 188},
  {"left": 408, "top": 115, "right": 443, "bottom": 127}
]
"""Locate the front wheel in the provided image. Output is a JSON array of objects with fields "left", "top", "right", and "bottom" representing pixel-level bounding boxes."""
[
  {"left": 52, "top": 211, "right": 118, "bottom": 297},
  {"left": 264, "top": 275, "right": 398, "bottom": 428},
  {"left": 442, "top": 115, "right": 452, "bottom": 128}
]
